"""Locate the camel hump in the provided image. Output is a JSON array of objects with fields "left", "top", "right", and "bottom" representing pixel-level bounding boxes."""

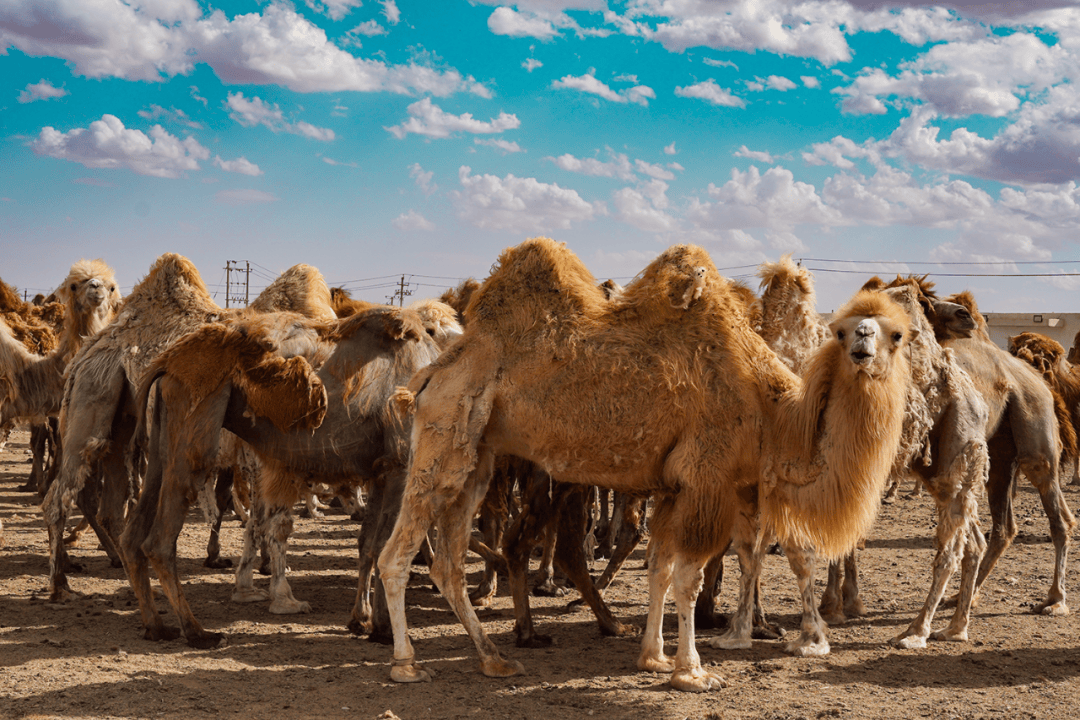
[
  {"left": 250, "top": 264, "right": 335, "bottom": 321},
  {"left": 619, "top": 244, "right": 730, "bottom": 317},
  {"left": 757, "top": 253, "right": 815, "bottom": 299},
  {"left": 465, "top": 237, "right": 606, "bottom": 331},
  {"left": 133, "top": 253, "right": 218, "bottom": 314}
]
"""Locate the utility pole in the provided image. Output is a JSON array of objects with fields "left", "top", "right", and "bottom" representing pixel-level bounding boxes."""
[
  {"left": 224, "top": 260, "right": 251, "bottom": 308},
  {"left": 387, "top": 274, "right": 412, "bottom": 307}
]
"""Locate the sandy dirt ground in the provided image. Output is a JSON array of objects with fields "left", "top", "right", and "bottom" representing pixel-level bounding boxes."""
[{"left": 1, "top": 427, "right": 1078, "bottom": 720}]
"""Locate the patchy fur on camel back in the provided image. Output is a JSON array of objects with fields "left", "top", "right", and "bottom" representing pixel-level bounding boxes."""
[{"left": 377, "top": 238, "right": 913, "bottom": 693}]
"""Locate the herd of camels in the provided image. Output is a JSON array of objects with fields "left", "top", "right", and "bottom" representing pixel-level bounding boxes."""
[{"left": 0, "top": 238, "right": 1077, "bottom": 693}]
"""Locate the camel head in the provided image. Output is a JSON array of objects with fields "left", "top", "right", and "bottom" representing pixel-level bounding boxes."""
[
  {"left": 829, "top": 291, "right": 914, "bottom": 379},
  {"left": 408, "top": 299, "right": 464, "bottom": 350},
  {"left": 55, "top": 259, "right": 121, "bottom": 335}
]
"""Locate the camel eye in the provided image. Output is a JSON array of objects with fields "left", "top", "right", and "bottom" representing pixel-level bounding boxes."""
[
  {"left": 892, "top": 332, "right": 903, "bottom": 343},
  {"left": 836, "top": 329, "right": 845, "bottom": 341},
  {"left": 70, "top": 283, "right": 77, "bottom": 291}
]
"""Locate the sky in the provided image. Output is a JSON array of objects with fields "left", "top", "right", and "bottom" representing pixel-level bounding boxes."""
[{"left": 2, "top": 0, "right": 1079, "bottom": 312}]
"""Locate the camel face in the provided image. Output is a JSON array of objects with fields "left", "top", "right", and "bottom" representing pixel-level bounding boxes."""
[
  {"left": 932, "top": 299, "right": 976, "bottom": 339},
  {"left": 830, "top": 313, "right": 909, "bottom": 378}
]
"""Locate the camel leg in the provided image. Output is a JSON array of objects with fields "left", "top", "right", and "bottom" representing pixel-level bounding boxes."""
[
  {"left": 204, "top": 468, "right": 235, "bottom": 569},
  {"left": 935, "top": 508, "right": 986, "bottom": 642},
  {"left": 819, "top": 558, "right": 846, "bottom": 626},
  {"left": 348, "top": 477, "right": 385, "bottom": 635},
  {"left": 840, "top": 551, "right": 865, "bottom": 619},
  {"left": 594, "top": 495, "right": 647, "bottom": 592},
  {"left": 232, "top": 488, "right": 270, "bottom": 604},
  {"left": 265, "top": 505, "right": 310, "bottom": 614},
  {"left": 594, "top": 487, "right": 612, "bottom": 559},
  {"left": 532, "top": 521, "right": 564, "bottom": 597},
  {"left": 94, "top": 422, "right": 135, "bottom": 570},
  {"left": 552, "top": 484, "right": 636, "bottom": 638},
  {"left": 969, "top": 448, "right": 1018, "bottom": 607},
  {"left": 694, "top": 551, "right": 727, "bottom": 630},
  {"left": 504, "top": 476, "right": 553, "bottom": 648},
  {"left": 638, "top": 532, "right": 676, "bottom": 672},
  {"left": 709, "top": 529, "right": 763, "bottom": 650},
  {"left": 782, "top": 543, "right": 829, "bottom": 657},
  {"left": 893, "top": 496, "right": 970, "bottom": 648},
  {"left": 119, "top": 406, "right": 182, "bottom": 644},
  {"left": 667, "top": 552, "right": 726, "bottom": 692},
  {"left": 429, "top": 453, "right": 524, "bottom": 679},
  {"left": 1025, "top": 460, "right": 1075, "bottom": 616},
  {"left": 356, "top": 463, "right": 408, "bottom": 644}
]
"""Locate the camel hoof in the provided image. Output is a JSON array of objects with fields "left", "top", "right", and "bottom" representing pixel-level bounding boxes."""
[
  {"left": 346, "top": 617, "right": 372, "bottom": 636},
  {"left": 390, "top": 662, "right": 433, "bottom": 683},
  {"left": 480, "top": 656, "right": 525, "bottom": 678},
  {"left": 930, "top": 628, "right": 967, "bottom": 642},
  {"left": 47, "top": 587, "right": 79, "bottom": 605},
  {"left": 62, "top": 559, "right": 86, "bottom": 573},
  {"left": 637, "top": 652, "right": 675, "bottom": 673},
  {"left": 599, "top": 622, "right": 639, "bottom": 638},
  {"left": 709, "top": 633, "right": 751, "bottom": 650},
  {"left": 143, "top": 625, "right": 182, "bottom": 642},
  {"left": 367, "top": 630, "right": 394, "bottom": 646},
  {"left": 187, "top": 632, "right": 225, "bottom": 650},
  {"left": 515, "top": 633, "right": 554, "bottom": 649},
  {"left": 269, "top": 598, "right": 311, "bottom": 614},
  {"left": 532, "top": 582, "right": 566, "bottom": 598},
  {"left": 845, "top": 599, "right": 868, "bottom": 618},
  {"left": 469, "top": 593, "right": 494, "bottom": 609},
  {"left": 1036, "top": 600, "right": 1069, "bottom": 617},
  {"left": 786, "top": 638, "right": 830, "bottom": 656},
  {"left": 670, "top": 667, "right": 726, "bottom": 692},
  {"left": 231, "top": 588, "right": 270, "bottom": 604},
  {"left": 694, "top": 611, "right": 728, "bottom": 631},
  {"left": 204, "top": 557, "right": 234, "bottom": 570},
  {"left": 892, "top": 633, "right": 927, "bottom": 650},
  {"left": 820, "top": 612, "right": 846, "bottom": 626},
  {"left": 752, "top": 623, "right": 784, "bottom": 641}
]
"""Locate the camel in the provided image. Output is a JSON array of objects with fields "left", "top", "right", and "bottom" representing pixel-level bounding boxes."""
[
  {"left": 1009, "top": 332, "right": 1080, "bottom": 487},
  {"left": 375, "top": 238, "right": 913, "bottom": 692},
  {"left": 1068, "top": 330, "right": 1080, "bottom": 366},
  {"left": 42, "top": 257, "right": 335, "bottom": 599},
  {"left": 0, "top": 261, "right": 122, "bottom": 495},
  {"left": 936, "top": 290, "right": 1076, "bottom": 615},
  {"left": 122, "top": 305, "right": 441, "bottom": 647}
]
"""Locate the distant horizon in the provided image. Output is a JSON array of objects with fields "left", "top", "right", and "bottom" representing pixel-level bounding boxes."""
[{"left": 3, "top": 1, "right": 1078, "bottom": 314}]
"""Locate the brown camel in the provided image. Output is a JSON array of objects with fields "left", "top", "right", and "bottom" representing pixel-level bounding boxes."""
[
  {"left": 122, "top": 306, "right": 440, "bottom": 647},
  {"left": 938, "top": 290, "right": 1076, "bottom": 615},
  {"left": 376, "top": 238, "right": 913, "bottom": 692},
  {"left": 1009, "top": 332, "right": 1080, "bottom": 487},
  {"left": 42, "top": 257, "right": 335, "bottom": 599}
]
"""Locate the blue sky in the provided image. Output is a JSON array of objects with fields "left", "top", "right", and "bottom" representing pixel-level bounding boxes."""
[{"left": 2, "top": 1, "right": 1079, "bottom": 311}]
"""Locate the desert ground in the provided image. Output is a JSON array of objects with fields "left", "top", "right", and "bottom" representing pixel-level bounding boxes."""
[{"left": 1, "top": 427, "right": 1078, "bottom": 720}]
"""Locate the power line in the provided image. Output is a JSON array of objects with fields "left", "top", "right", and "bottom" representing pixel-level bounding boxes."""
[
  {"left": 801, "top": 257, "right": 1080, "bottom": 266},
  {"left": 805, "top": 266, "right": 1080, "bottom": 278}
]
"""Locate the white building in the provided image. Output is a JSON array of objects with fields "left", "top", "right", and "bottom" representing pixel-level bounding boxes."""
[{"left": 983, "top": 312, "right": 1080, "bottom": 351}]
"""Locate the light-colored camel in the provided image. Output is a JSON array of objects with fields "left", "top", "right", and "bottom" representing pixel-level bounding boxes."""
[
  {"left": 122, "top": 305, "right": 441, "bottom": 647},
  {"left": 375, "top": 238, "right": 913, "bottom": 692},
  {"left": 0, "top": 261, "right": 122, "bottom": 497},
  {"left": 1009, "top": 332, "right": 1080, "bottom": 487},
  {"left": 938, "top": 290, "right": 1076, "bottom": 616}
]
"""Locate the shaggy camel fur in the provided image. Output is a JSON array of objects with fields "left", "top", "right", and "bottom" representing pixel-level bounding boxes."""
[
  {"left": 123, "top": 306, "right": 440, "bottom": 647},
  {"left": 938, "top": 291, "right": 1077, "bottom": 615},
  {"left": 228, "top": 296, "right": 460, "bottom": 639},
  {"left": 43, "top": 259, "right": 339, "bottom": 596},
  {"left": 1068, "top": 330, "right": 1080, "bottom": 366},
  {"left": 1009, "top": 332, "right": 1080, "bottom": 487},
  {"left": 376, "top": 238, "right": 913, "bottom": 692}
]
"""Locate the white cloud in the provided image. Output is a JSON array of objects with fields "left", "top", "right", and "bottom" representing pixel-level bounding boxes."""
[
  {"left": 382, "top": 0, "right": 401, "bottom": 25},
  {"left": 552, "top": 73, "right": 655, "bottom": 106},
  {"left": 18, "top": 79, "right": 67, "bottom": 104},
  {"left": 489, "top": 7, "right": 558, "bottom": 40},
  {"left": 138, "top": 104, "right": 202, "bottom": 129},
  {"left": 613, "top": 73, "right": 638, "bottom": 83},
  {"left": 688, "top": 166, "right": 840, "bottom": 232},
  {"left": 393, "top": 210, "right": 435, "bottom": 231},
  {"left": 216, "top": 188, "right": 278, "bottom": 206},
  {"left": 409, "top": 163, "right": 437, "bottom": 195},
  {"left": 523, "top": 58, "right": 543, "bottom": 72},
  {"left": 476, "top": 138, "right": 525, "bottom": 154},
  {"left": 674, "top": 79, "right": 745, "bottom": 108},
  {"left": 766, "top": 75, "right": 797, "bottom": 91},
  {"left": 801, "top": 76, "right": 820, "bottom": 89},
  {"left": 703, "top": 58, "right": 738, "bottom": 69},
  {"left": 305, "top": 0, "right": 364, "bottom": 22},
  {"left": 190, "top": 86, "right": 208, "bottom": 106},
  {"left": 548, "top": 150, "right": 636, "bottom": 181},
  {"left": 214, "top": 156, "right": 263, "bottom": 176},
  {"left": 452, "top": 165, "right": 602, "bottom": 232},
  {"left": 349, "top": 20, "right": 388, "bottom": 37},
  {"left": 635, "top": 159, "right": 675, "bottom": 180},
  {"left": 322, "top": 156, "right": 358, "bottom": 167},
  {"left": 664, "top": 142, "right": 677, "bottom": 155},
  {"left": 0, "top": 2, "right": 476, "bottom": 96},
  {"left": 614, "top": 179, "right": 678, "bottom": 233},
  {"left": 225, "top": 93, "right": 335, "bottom": 141},
  {"left": 31, "top": 114, "right": 210, "bottom": 179},
  {"left": 734, "top": 146, "right": 774, "bottom": 163},
  {"left": 386, "top": 98, "right": 520, "bottom": 139}
]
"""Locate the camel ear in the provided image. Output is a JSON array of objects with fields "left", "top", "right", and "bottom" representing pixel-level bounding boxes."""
[
  {"left": 386, "top": 312, "right": 422, "bottom": 342},
  {"left": 239, "top": 355, "right": 328, "bottom": 433},
  {"left": 907, "top": 327, "right": 919, "bottom": 344}
]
